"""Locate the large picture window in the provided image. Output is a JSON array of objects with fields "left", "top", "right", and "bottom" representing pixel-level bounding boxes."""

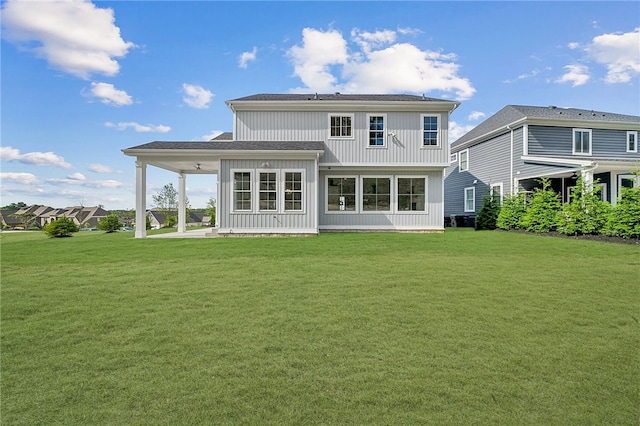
[
  {"left": 233, "top": 171, "right": 252, "bottom": 211},
  {"left": 397, "top": 177, "right": 426, "bottom": 211},
  {"left": 327, "top": 177, "right": 356, "bottom": 211},
  {"left": 422, "top": 115, "right": 439, "bottom": 146},
  {"left": 329, "top": 115, "right": 353, "bottom": 138},
  {"left": 259, "top": 172, "right": 277, "bottom": 211},
  {"left": 573, "top": 129, "right": 592, "bottom": 155},
  {"left": 368, "top": 115, "right": 385, "bottom": 146},
  {"left": 284, "top": 172, "right": 303, "bottom": 211},
  {"left": 362, "top": 177, "right": 391, "bottom": 211}
]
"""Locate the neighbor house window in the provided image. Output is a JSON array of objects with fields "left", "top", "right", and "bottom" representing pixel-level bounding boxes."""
[
  {"left": 627, "top": 131, "right": 638, "bottom": 153},
  {"left": 362, "top": 177, "right": 391, "bottom": 211},
  {"left": 368, "top": 115, "right": 385, "bottom": 146},
  {"left": 233, "top": 171, "right": 252, "bottom": 211},
  {"left": 397, "top": 177, "right": 426, "bottom": 211},
  {"left": 450, "top": 153, "right": 457, "bottom": 163},
  {"left": 490, "top": 183, "right": 503, "bottom": 205},
  {"left": 259, "top": 172, "right": 277, "bottom": 211},
  {"left": 284, "top": 172, "right": 303, "bottom": 211},
  {"left": 329, "top": 115, "right": 353, "bottom": 138},
  {"left": 459, "top": 149, "right": 469, "bottom": 171},
  {"left": 422, "top": 115, "right": 439, "bottom": 146},
  {"left": 573, "top": 129, "right": 592, "bottom": 155},
  {"left": 327, "top": 177, "right": 356, "bottom": 212},
  {"left": 464, "top": 187, "right": 475, "bottom": 212}
]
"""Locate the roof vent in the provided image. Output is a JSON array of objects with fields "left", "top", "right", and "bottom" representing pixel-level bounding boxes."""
[{"left": 335, "top": 92, "right": 340, "bottom": 95}]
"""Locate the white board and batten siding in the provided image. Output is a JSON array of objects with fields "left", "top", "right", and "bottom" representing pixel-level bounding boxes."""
[
  {"left": 234, "top": 110, "right": 451, "bottom": 166},
  {"left": 218, "top": 158, "right": 318, "bottom": 235}
]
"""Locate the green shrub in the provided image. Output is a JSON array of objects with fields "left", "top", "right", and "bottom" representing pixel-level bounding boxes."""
[
  {"left": 556, "top": 177, "right": 611, "bottom": 236},
  {"left": 520, "top": 177, "right": 561, "bottom": 233},
  {"left": 475, "top": 191, "right": 501, "bottom": 230},
  {"left": 98, "top": 214, "right": 122, "bottom": 233},
  {"left": 43, "top": 217, "right": 79, "bottom": 238},
  {"left": 605, "top": 180, "right": 640, "bottom": 239},
  {"left": 496, "top": 192, "right": 528, "bottom": 230}
]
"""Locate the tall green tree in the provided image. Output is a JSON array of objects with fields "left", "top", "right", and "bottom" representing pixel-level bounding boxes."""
[
  {"left": 556, "top": 176, "right": 610, "bottom": 236},
  {"left": 520, "top": 177, "right": 561, "bottom": 233},
  {"left": 205, "top": 197, "right": 216, "bottom": 226},
  {"left": 98, "top": 214, "right": 122, "bottom": 233},
  {"left": 2, "top": 201, "right": 27, "bottom": 210}
]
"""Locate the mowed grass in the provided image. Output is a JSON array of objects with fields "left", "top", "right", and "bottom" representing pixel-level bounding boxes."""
[{"left": 1, "top": 230, "right": 638, "bottom": 425}]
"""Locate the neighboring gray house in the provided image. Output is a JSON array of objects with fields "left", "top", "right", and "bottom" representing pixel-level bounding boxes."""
[
  {"left": 444, "top": 105, "right": 640, "bottom": 221},
  {"left": 123, "top": 93, "right": 459, "bottom": 237}
]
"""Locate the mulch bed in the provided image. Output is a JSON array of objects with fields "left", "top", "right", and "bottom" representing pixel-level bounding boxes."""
[{"left": 495, "top": 229, "right": 640, "bottom": 245}]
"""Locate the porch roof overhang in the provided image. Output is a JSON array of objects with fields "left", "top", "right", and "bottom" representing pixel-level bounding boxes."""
[
  {"left": 519, "top": 155, "right": 640, "bottom": 180},
  {"left": 122, "top": 140, "right": 325, "bottom": 174}
]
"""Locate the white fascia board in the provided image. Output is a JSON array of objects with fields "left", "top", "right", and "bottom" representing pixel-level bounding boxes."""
[
  {"left": 123, "top": 148, "right": 323, "bottom": 159},
  {"left": 521, "top": 155, "right": 593, "bottom": 167},
  {"left": 226, "top": 100, "right": 460, "bottom": 113}
]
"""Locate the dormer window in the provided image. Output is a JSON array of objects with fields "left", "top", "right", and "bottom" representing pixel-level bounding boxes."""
[
  {"left": 573, "top": 129, "right": 592, "bottom": 155},
  {"left": 627, "top": 131, "right": 638, "bottom": 153},
  {"left": 329, "top": 114, "right": 353, "bottom": 138}
]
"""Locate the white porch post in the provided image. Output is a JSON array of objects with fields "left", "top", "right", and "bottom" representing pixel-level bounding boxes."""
[
  {"left": 178, "top": 172, "right": 186, "bottom": 233},
  {"left": 135, "top": 160, "right": 147, "bottom": 238}
]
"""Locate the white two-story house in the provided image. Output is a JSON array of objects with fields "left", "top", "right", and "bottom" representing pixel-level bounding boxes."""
[{"left": 123, "top": 94, "right": 459, "bottom": 237}]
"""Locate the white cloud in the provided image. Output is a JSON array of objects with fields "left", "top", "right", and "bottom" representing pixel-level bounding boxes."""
[
  {"left": 0, "top": 172, "right": 39, "bottom": 185},
  {"left": 468, "top": 111, "right": 486, "bottom": 121},
  {"left": 556, "top": 64, "right": 590, "bottom": 86},
  {"left": 568, "top": 42, "right": 580, "bottom": 50},
  {"left": 89, "top": 163, "right": 114, "bottom": 173},
  {"left": 238, "top": 47, "right": 257, "bottom": 68},
  {"left": 1, "top": 0, "right": 135, "bottom": 79},
  {"left": 288, "top": 28, "right": 349, "bottom": 92},
  {"left": 182, "top": 83, "right": 213, "bottom": 109},
  {"left": 67, "top": 172, "right": 86, "bottom": 181},
  {"left": 105, "top": 122, "right": 171, "bottom": 133},
  {"left": 202, "top": 130, "right": 224, "bottom": 141},
  {"left": 0, "top": 146, "right": 72, "bottom": 168},
  {"left": 397, "top": 27, "right": 423, "bottom": 36},
  {"left": 586, "top": 27, "right": 640, "bottom": 84},
  {"left": 287, "top": 27, "right": 475, "bottom": 100},
  {"left": 449, "top": 121, "right": 476, "bottom": 143},
  {"left": 88, "top": 82, "right": 132, "bottom": 106},
  {"left": 47, "top": 176, "right": 124, "bottom": 188}
]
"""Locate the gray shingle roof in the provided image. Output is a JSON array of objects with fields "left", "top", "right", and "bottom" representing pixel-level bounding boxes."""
[
  {"left": 125, "top": 140, "right": 325, "bottom": 151},
  {"left": 228, "top": 93, "right": 450, "bottom": 102},
  {"left": 452, "top": 105, "right": 640, "bottom": 148}
]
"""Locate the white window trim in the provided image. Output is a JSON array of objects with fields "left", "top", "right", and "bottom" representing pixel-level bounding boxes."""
[
  {"left": 464, "top": 187, "right": 475, "bottom": 212},
  {"left": 328, "top": 113, "right": 355, "bottom": 140},
  {"left": 595, "top": 183, "right": 607, "bottom": 202},
  {"left": 258, "top": 171, "right": 278, "bottom": 212},
  {"left": 572, "top": 128, "right": 592, "bottom": 156},
  {"left": 450, "top": 153, "right": 457, "bottom": 163},
  {"left": 459, "top": 149, "right": 469, "bottom": 172},
  {"left": 325, "top": 175, "right": 359, "bottom": 214},
  {"left": 396, "top": 176, "right": 428, "bottom": 214},
  {"left": 421, "top": 114, "right": 440, "bottom": 148},
  {"left": 366, "top": 113, "right": 387, "bottom": 148},
  {"left": 231, "top": 169, "right": 253, "bottom": 213},
  {"left": 490, "top": 182, "right": 504, "bottom": 205},
  {"left": 627, "top": 131, "right": 638, "bottom": 153},
  {"left": 281, "top": 169, "right": 306, "bottom": 213},
  {"left": 360, "top": 175, "right": 392, "bottom": 213}
]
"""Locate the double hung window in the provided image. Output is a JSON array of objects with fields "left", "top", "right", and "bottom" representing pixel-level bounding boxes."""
[
  {"left": 284, "top": 172, "right": 303, "bottom": 211},
  {"left": 327, "top": 177, "right": 356, "bottom": 211},
  {"left": 397, "top": 177, "right": 426, "bottom": 211},
  {"left": 259, "top": 172, "right": 277, "bottom": 211},
  {"left": 573, "top": 129, "right": 592, "bottom": 155},
  {"left": 368, "top": 115, "right": 385, "bottom": 146},
  {"left": 464, "top": 187, "right": 475, "bottom": 212},
  {"left": 422, "top": 115, "right": 439, "bottom": 146},
  {"left": 627, "top": 131, "right": 638, "bottom": 153},
  {"left": 459, "top": 149, "right": 469, "bottom": 171},
  {"left": 233, "top": 171, "right": 252, "bottom": 211}
]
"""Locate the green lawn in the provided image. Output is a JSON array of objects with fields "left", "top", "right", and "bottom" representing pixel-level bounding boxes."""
[{"left": 1, "top": 230, "right": 638, "bottom": 425}]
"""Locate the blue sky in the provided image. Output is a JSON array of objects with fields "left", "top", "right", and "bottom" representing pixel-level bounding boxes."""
[{"left": 1, "top": 1, "right": 639, "bottom": 210}]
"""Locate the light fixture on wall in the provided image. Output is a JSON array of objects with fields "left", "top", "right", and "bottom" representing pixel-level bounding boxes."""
[
  {"left": 571, "top": 172, "right": 578, "bottom": 180},
  {"left": 261, "top": 162, "right": 270, "bottom": 168},
  {"left": 195, "top": 163, "right": 201, "bottom": 170},
  {"left": 473, "top": 179, "right": 478, "bottom": 185}
]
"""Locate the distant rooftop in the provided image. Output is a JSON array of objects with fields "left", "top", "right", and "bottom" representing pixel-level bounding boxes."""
[{"left": 227, "top": 93, "right": 451, "bottom": 103}]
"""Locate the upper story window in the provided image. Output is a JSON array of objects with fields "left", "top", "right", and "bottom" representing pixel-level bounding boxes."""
[
  {"left": 329, "top": 114, "right": 353, "bottom": 138},
  {"left": 422, "top": 115, "right": 439, "bottom": 146},
  {"left": 573, "top": 128, "right": 592, "bottom": 155},
  {"left": 368, "top": 115, "right": 385, "bottom": 146},
  {"left": 627, "top": 131, "right": 638, "bottom": 153},
  {"left": 459, "top": 149, "right": 469, "bottom": 172},
  {"left": 450, "top": 153, "right": 457, "bottom": 163}
]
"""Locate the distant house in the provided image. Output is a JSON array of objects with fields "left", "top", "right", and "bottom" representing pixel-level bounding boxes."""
[
  {"left": 444, "top": 105, "right": 640, "bottom": 222},
  {"left": 147, "top": 210, "right": 209, "bottom": 229},
  {"left": 124, "top": 93, "right": 460, "bottom": 238},
  {"left": 13, "top": 205, "right": 109, "bottom": 228},
  {"left": 13, "top": 205, "right": 54, "bottom": 228},
  {"left": 1, "top": 210, "right": 22, "bottom": 229}
]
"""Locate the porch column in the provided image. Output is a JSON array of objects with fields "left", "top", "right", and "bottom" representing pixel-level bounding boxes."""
[
  {"left": 178, "top": 172, "right": 186, "bottom": 233},
  {"left": 135, "top": 160, "right": 147, "bottom": 238}
]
